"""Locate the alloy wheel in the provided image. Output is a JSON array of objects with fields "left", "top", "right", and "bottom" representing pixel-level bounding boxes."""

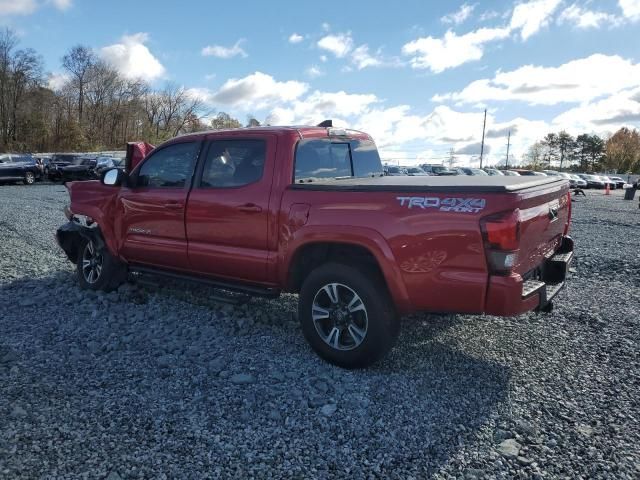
[
  {"left": 311, "top": 283, "right": 368, "bottom": 351},
  {"left": 81, "top": 241, "right": 103, "bottom": 284}
]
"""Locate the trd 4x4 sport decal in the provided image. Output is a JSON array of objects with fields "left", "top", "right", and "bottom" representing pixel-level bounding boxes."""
[{"left": 396, "top": 196, "right": 486, "bottom": 213}]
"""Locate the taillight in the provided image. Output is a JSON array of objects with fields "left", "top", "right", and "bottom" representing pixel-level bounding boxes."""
[
  {"left": 480, "top": 209, "right": 521, "bottom": 275},
  {"left": 564, "top": 192, "right": 571, "bottom": 235}
]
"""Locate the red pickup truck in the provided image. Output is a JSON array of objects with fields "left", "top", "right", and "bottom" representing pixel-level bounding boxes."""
[{"left": 56, "top": 124, "right": 573, "bottom": 368}]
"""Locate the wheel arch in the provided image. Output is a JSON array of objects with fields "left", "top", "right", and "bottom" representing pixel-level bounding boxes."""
[{"left": 282, "top": 228, "right": 411, "bottom": 314}]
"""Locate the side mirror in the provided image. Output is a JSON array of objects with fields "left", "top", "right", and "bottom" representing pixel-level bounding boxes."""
[{"left": 101, "top": 168, "right": 127, "bottom": 186}]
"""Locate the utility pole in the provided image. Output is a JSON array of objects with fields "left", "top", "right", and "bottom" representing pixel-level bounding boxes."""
[
  {"left": 505, "top": 130, "right": 511, "bottom": 169},
  {"left": 479, "top": 109, "right": 487, "bottom": 169},
  {"left": 448, "top": 148, "right": 456, "bottom": 168}
]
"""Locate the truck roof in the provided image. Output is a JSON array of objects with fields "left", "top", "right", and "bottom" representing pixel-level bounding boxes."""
[
  {"left": 291, "top": 173, "right": 568, "bottom": 193},
  {"left": 172, "top": 125, "right": 371, "bottom": 142}
]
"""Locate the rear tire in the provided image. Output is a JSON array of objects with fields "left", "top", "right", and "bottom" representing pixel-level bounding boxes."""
[
  {"left": 298, "top": 262, "right": 399, "bottom": 368},
  {"left": 76, "top": 238, "right": 126, "bottom": 292},
  {"left": 23, "top": 171, "right": 35, "bottom": 185}
]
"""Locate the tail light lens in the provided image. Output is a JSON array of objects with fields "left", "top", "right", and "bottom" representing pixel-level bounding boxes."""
[
  {"left": 564, "top": 191, "right": 571, "bottom": 235},
  {"left": 480, "top": 209, "right": 521, "bottom": 275}
]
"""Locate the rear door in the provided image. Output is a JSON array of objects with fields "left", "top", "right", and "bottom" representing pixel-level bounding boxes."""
[
  {"left": 0, "top": 155, "right": 18, "bottom": 179},
  {"left": 116, "top": 141, "right": 201, "bottom": 270},
  {"left": 185, "top": 134, "right": 276, "bottom": 283}
]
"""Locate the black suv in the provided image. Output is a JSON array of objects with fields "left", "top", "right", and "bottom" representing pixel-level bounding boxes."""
[{"left": 0, "top": 153, "right": 41, "bottom": 185}]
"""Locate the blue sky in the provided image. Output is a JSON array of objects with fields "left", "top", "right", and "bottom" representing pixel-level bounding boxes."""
[{"left": 3, "top": 0, "right": 640, "bottom": 165}]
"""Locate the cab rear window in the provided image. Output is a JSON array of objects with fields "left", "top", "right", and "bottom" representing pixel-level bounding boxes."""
[{"left": 294, "top": 139, "right": 383, "bottom": 182}]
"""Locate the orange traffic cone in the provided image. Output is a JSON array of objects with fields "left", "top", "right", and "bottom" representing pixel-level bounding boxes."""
[{"left": 605, "top": 183, "right": 610, "bottom": 195}]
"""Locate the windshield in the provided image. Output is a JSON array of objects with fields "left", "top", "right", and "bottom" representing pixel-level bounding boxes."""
[{"left": 407, "top": 167, "right": 425, "bottom": 174}]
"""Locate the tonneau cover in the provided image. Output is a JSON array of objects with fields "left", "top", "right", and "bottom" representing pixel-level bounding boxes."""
[{"left": 290, "top": 175, "right": 567, "bottom": 193}]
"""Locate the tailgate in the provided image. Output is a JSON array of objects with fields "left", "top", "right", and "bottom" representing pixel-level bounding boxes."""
[{"left": 514, "top": 182, "right": 570, "bottom": 275}]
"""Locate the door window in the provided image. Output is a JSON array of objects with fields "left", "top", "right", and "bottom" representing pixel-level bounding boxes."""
[
  {"left": 199, "top": 139, "right": 265, "bottom": 188},
  {"left": 135, "top": 142, "right": 199, "bottom": 188}
]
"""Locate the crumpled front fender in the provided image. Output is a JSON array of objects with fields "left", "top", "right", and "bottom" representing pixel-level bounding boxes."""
[{"left": 55, "top": 221, "right": 106, "bottom": 263}]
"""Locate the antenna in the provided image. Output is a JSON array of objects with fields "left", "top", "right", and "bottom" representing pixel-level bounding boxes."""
[
  {"left": 505, "top": 130, "right": 511, "bottom": 169},
  {"left": 479, "top": 109, "right": 487, "bottom": 169},
  {"left": 317, "top": 120, "right": 333, "bottom": 128}
]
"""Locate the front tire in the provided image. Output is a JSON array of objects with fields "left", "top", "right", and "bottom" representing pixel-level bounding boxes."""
[
  {"left": 76, "top": 238, "right": 126, "bottom": 292},
  {"left": 23, "top": 171, "right": 35, "bottom": 185},
  {"left": 298, "top": 263, "right": 399, "bottom": 368}
]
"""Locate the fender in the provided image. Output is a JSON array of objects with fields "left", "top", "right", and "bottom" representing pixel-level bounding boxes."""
[
  {"left": 279, "top": 225, "right": 412, "bottom": 314},
  {"left": 66, "top": 180, "right": 121, "bottom": 258},
  {"left": 56, "top": 221, "right": 109, "bottom": 263}
]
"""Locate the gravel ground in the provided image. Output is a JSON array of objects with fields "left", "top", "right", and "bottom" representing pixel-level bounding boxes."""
[{"left": 1, "top": 184, "right": 639, "bottom": 479}]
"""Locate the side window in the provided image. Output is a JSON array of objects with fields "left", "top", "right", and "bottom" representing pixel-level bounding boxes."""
[
  {"left": 136, "top": 142, "right": 199, "bottom": 188},
  {"left": 294, "top": 140, "right": 352, "bottom": 181},
  {"left": 199, "top": 139, "right": 265, "bottom": 188},
  {"left": 351, "top": 140, "right": 383, "bottom": 177}
]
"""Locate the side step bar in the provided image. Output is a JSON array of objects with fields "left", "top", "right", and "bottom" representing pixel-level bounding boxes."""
[{"left": 129, "top": 265, "right": 281, "bottom": 300}]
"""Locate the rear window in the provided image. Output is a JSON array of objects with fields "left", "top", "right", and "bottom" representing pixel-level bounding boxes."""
[{"left": 294, "top": 139, "right": 382, "bottom": 182}]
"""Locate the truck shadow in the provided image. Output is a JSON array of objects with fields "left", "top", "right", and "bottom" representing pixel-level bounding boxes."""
[{"left": 2, "top": 274, "right": 510, "bottom": 478}]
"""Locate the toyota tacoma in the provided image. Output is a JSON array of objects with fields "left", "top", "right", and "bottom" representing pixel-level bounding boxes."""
[{"left": 56, "top": 123, "right": 573, "bottom": 368}]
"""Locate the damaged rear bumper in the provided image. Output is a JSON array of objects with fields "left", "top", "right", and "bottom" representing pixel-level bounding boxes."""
[{"left": 484, "top": 236, "right": 574, "bottom": 316}]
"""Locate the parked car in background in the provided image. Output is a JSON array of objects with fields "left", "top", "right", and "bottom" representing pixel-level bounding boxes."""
[
  {"left": 483, "top": 168, "right": 504, "bottom": 176},
  {"left": 598, "top": 175, "right": 617, "bottom": 189},
  {"left": 511, "top": 169, "right": 547, "bottom": 176},
  {"left": 405, "top": 166, "right": 429, "bottom": 176},
  {"left": 421, "top": 164, "right": 457, "bottom": 176},
  {"left": 455, "top": 167, "right": 489, "bottom": 176},
  {"left": 95, "top": 156, "right": 120, "bottom": 176},
  {"left": 578, "top": 174, "right": 605, "bottom": 189},
  {"left": 608, "top": 176, "right": 627, "bottom": 189},
  {"left": 60, "top": 156, "right": 98, "bottom": 182},
  {"left": 384, "top": 166, "right": 407, "bottom": 176},
  {"left": 0, "top": 153, "right": 41, "bottom": 185},
  {"left": 567, "top": 174, "right": 587, "bottom": 188},
  {"left": 48, "top": 154, "right": 82, "bottom": 181},
  {"left": 503, "top": 170, "right": 521, "bottom": 176}
]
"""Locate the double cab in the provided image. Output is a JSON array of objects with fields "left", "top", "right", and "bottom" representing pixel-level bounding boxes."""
[{"left": 56, "top": 124, "right": 573, "bottom": 368}]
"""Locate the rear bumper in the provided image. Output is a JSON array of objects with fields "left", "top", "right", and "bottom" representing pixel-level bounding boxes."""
[{"left": 485, "top": 236, "right": 574, "bottom": 316}]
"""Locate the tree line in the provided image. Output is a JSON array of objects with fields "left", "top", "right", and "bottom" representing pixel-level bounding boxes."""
[
  {"left": 0, "top": 28, "right": 254, "bottom": 154},
  {"left": 522, "top": 128, "right": 640, "bottom": 173}
]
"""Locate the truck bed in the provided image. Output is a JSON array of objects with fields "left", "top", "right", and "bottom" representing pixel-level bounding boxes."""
[{"left": 290, "top": 175, "right": 567, "bottom": 193}]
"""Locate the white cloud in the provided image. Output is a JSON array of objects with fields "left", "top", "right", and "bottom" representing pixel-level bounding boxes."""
[
  {"left": 0, "top": 0, "right": 37, "bottom": 16},
  {"left": 288, "top": 33, "right": 304, "bottom": 44},
  {"left": 317, "top": 33, "right": 353, "bottom": 58},
  {"left": 48, "top": 72, "right": 69, "bottom": 90},
  {"left": 351, "top": 45, "right": 383, "bottom": 70},
  {"left": 433, "top": 54, "right": 640, "bottom": 106},
  {"left": 509, "top": 0, "right": 562, "bottom": 40},
  {"left": 100, "top": 33, "right": 165, "bottom": 82},
  {"left": 0, "top": 0, "right": 73, "bottom": 15},
  {"left": 208, "top": 72, "right": 308, "bottom": 109},
  {"left": 305, "top": 65, "right": 324, "bottom": 78},
  {"left": 441, "top": 3, "right": 476, "bottom": 24},
  {"left": 402, "top": 0, "right": 568, "bottom": 72},
  {"left": 49, "top": 0, "right": 72, "bottom": 10},
  {"left": 402, "top": 27, "right": 510, "bottom": 73},
  {"left": 201, "top": 40, "right": 247, "bottom": 59},
  {"left": 558, "top": 3, "right": 619, "bottom": 29},
  {"left": 619, "top": 0, "right": 640, "bottom": 20},
  {"left": 552, "top": 88, "right": 640, "bottom": 131}
]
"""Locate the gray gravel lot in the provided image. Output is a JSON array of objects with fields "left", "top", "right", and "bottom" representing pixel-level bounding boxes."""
[{"left": 1, "top": 184, "right": 639, "bottom": 479}]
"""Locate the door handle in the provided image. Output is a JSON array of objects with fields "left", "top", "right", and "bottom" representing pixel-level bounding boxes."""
[
  {"left": 164, "top": 202, "right": 184, "bottom": 210},
  {"left": 237, "top": 203, "right": 262, "bottom": 213}
]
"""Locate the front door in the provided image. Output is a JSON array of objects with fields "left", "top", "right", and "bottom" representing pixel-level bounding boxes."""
[
  {"left": 116, "top": 141, "right": 201, "bottom": 271},
  {"left": 185, "top": 135, "right": 275, "bottom": 283}
]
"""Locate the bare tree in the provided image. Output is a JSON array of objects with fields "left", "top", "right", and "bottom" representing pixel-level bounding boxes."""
[{"left": 62, "top": 45, "right": 95, "bottom": 125}]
